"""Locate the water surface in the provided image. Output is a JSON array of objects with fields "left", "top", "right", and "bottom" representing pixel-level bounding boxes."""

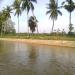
[{"left": 0, "top": 40, "right": 75, "bottom": 75}]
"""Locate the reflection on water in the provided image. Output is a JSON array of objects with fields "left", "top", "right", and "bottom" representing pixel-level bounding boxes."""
[{"left": 0, "top": 40, "right": 75, "bottom": 75}]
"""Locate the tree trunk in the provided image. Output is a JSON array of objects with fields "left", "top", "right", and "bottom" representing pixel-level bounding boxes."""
[
  {"left": 27, "top": 12, "right": 30, "bottom": 37},
  {"left": 37, "top": 25, "right": 39, "bottom": 33},
  {"left": 52, "top": 19, "right": 54, "bottom": 33},
  {"left": 1, "top": 22, "right": 4, "bottom": 36},
  {"left": 1, "top": 24, "right": 3, "bottom": 36},
  {"left": 70, "top": 12, "right": 71, "bottom": 25},
  {"left": 32, "top": 10, "right": 39, "bottom": 34},
  {"left": 18, "top": 15, "right": 19, "bottom": 34},
  {"left": 32, "top": 10, "right": 34, "bottom": 17},
  {"left": 27, "top": 14, "right": 29, "bottom": 33}
]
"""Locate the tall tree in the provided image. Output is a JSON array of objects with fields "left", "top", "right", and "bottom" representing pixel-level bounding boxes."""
[
  {"left": 21, "top": 0, "right": 37, "bottom": 33},
  {"left": 28, "top": 16, "right": 38, "bottom": 33},
  {"left": 13, "top": 0, "right": 21, "bottom": 34},
  {"left": 4, "top": 6, "right": 12, "bottom": 19},
  {"left": 2, "top": 18, "right": 15, "bottom": 34},
  {"left": 62, "top": 0, "right": 75, "bottom": 30},
  {"left": 22, "top": 0, "right": 37, "bottom": 14},
  {"left": 46, "top": 0, "right": 62, "bottom": 32},
  {"left": 0, "top": 6, "right": 11, "bottom": 34}
]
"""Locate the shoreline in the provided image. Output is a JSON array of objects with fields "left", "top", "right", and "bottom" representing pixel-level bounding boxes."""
[{"left": 0, "top": 38, "right": 75, "bottom": 48}]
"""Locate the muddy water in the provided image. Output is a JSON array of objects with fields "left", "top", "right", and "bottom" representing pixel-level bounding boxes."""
[{"left": 0, "top": 40, "right": 75, "bottom": 75}]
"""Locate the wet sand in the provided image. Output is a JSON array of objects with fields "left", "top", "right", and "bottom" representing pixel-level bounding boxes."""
[{"left": 0, "top": 38, "right": 75, "bottom": 48}]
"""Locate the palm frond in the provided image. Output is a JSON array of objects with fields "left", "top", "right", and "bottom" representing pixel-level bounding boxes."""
[
  {"left": 30, "top": 2, "right": 34, "bottom": 11},
  {"left": 57, "top": 10, "right": 62, "bottom": 16},
  {"left": 62, "top": 1, "right": 65, "bottom": 5},
  {"left": 31, "top": 0, "right": 37, "bottom": 3},
  {"left": 13, "top": 0, "right": 22, "bottom": 16},
  {"left": 46, "top": 10, "right": 50, "bottom": 15}
]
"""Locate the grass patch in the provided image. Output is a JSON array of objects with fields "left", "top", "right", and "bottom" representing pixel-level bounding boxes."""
[{"left": 0, "top": 33, "right": 75, "bottom": 41}]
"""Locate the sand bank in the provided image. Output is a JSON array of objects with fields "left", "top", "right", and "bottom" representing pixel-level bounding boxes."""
[{"left": 0, "top": 38, "right": 75, "bottom": 48}]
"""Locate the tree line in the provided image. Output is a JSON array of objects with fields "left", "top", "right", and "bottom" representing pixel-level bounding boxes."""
[{"left": 0, "top": 0, "right": 75, "bottom": 35}]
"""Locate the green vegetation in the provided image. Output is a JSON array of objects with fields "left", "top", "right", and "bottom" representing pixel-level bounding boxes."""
[
  {"left": 13, "top": 0, "right": 22, "bottom": 33},
  {"left": 21, "top": 0, "right": 37, "bottom": 34},
  {"left": 0, "top": 0, "right": 37, "bottom": 35},
  {"left": 62, "top": 0, "right": 75, "bottom": 34},
  {"left": 0, "top": 0, "right": 75, "bottom": 40},
  {"left": 46, "top": 0, "right": 62, "bottom": 32},
  {"left": 62, "top": 0, "right": 75, "bottom": 25},
  {"left": 28, "top": 16, "right": 38, "bottom": 33},
  {"left": 0, "top": 6, "right": 15, "bottom": 35},
  {"left": 0, "top": 33, "right": 75, "bottom": 41}
]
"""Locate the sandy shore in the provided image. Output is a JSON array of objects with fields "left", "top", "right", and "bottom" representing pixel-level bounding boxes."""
[{"left": 0, "top": 38, "right": 75, "bottom": 48}]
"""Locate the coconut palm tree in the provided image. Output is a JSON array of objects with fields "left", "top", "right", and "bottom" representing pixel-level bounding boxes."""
[
  {"left": 46, "top": 0, "right": 62, "bottom": 33},
  {"left": 13, "top": 0, "right": 21, "bottom": 34},
  {"left": 28, "top": 16, "right": 38, "bottom": 33},
  {"left": 21, "top": 0, "right": 37, "bottom": 33},
  {"left": 0, "top": 6, "right": 11, "bottom": 35},
  {"left": 3, "top": 6, "right": 12, "bottom": 33},
  {"left": 22, "top": 0, "right": 37, "bottom": 13},
  {"left": 62, "top": 0, "right": 75, "bottom": 29},
  {"left": 4, "top": 6, "right": 12, "bottom": 19}
]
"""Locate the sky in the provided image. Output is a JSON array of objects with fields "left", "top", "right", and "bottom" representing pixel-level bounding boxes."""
[{"left": 0, "top": 0, "right": 75, "bottom": 33}]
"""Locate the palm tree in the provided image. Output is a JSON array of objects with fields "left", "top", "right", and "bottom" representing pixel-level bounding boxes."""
[
  {"left": 46, "top": 0, "right": 62, "bottom": 33},
  {"left": 22, "top": 0, "right": 37, "bottom": 14},
  {"left": 62, "top": 0, "right": 75, "bottom": 28},
  {"left": 21, "top": 0, "right": 37, "bottom": 33},
  {"left": 0, "top": 6, "right": 11, "bottom": 35},
  {"left": 4, "top": 6, "right": 12, "bottom": 19},
  {"left": 3, "top": 6, "right": 12, "bottom": 33},
  {"left": 13, "top": 0, "right": 21, "bottom": 34},
  {"left": 28, "top": 16, "right": 38, "bottom": 33}
]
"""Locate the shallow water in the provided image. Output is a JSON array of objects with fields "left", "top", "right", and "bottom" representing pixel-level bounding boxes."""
[{"left": 0, "top": 40, "right": 75, "bottom": 75}]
